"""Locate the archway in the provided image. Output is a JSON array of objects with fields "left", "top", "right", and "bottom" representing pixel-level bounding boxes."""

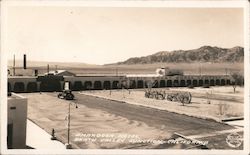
[
  {"left": 198, "top": 80, "right": 203, "bottom": 86},
  {"left": 27, "top": 82, "right": 37, "bottom": 92},
  {"left": 167, "top": 80, "right": 172, "bottom": 87},
  {"left": 40, "top": 81, "right": 61, "bottom": 92},
  {"left": 193, "top": 80, "right": 198, "bottom": 87},
  {"left": 204, "top": 79, "right": 209, "bottom": 85},
  {"left": 14, "top": 82, "right": 25, "bottom": 93},
  {"left": 173, "top": 80, "right": 179, "bottom": 87},
  {"left": 73, "top": 81, "right": 83, "bottom": 91},
  {"left": 112, "top": 81, "right": 119, "bottom": 89},
  {"left": 137, "top": 80, "right": 144, "bottom": 88},
  {"left": 180, "top": 80, "right": 185, "bottom": 87},
  {"left": 210, "top": 79, "right": 215, "bottom": 86},
  {"left": 186, "top": 80, "right": 192, "bottom": 86},
  {"left": 84, "top": 81, "right": 92, "bottom": 90},
  {"left": 221, "top": 79, "right": 225, "bottom": 86},
  {"left": 130, "top": 80, "right": 136, "bottom": 89},
  {"left": 94, "top": 81, "right": 102, "bottom": 90},
  {"left": 216, "top": 79, "right": 220, "bottom": 86},
  {"left": 103, "top": 81, "right": 111, "bottom": 90},
  {"left": 159, "top": 80, "right": 165, "bottom": 88}
]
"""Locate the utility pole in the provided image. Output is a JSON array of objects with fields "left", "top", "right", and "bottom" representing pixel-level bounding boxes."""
[
  {"left": 66, "top": 101, "right": 71, "bottom": 149},
  {"left": 55, "top": 65, "right": 58, "bottom": 74},
  {"left": 199, "top": 63, "right": 202, "bottom": 76},
  {"left": 116, "top": 66, "right": 118, "bottom": 76},
  {"left": 13, "top": 54, "right": 15, "bottom": 76},
  {"left": 65, "top": 101, "right": 78, "bottom": 149},
  {"left": 23, "top": 54, "right": 27, "bottom": 69}
]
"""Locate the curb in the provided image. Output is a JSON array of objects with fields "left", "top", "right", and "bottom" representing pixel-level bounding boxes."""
[{"left": 221, "top": 117, "right": 244, "bottom": 122}]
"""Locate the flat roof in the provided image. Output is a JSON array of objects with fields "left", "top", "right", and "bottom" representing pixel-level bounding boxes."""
[
  {"left": 8, "top": 93, "right": 26, "bottom": 99},
  {"left": 8, "top": 76, "right": 36, "bottom": 79}
]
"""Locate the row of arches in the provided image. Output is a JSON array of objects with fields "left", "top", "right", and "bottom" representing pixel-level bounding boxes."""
[
  {"left": 8, "top": 78, "right": 231, "bottom": 93},
  {"left": 136, "top": 79, "right": 230, "bottom": 88},
  {"left": 71, "top": 81, "right": 120, "bottom": 91},
  {"left": 8, "top": 80, "right": 120, "bottom": 93},
  {"left": 158, "top": 79, "right": 230, "bottom": 87},
  {"left": 8, "top": 81, "right": 62, "bottom": 93}
]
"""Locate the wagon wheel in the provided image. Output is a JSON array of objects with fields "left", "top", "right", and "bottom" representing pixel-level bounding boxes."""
[
  {"left": 158, "top": 91, "right": 165, "bottom": 100},
  {"left": 177, "top": 93, "right": 184, "bottom": 103},
  {"left": 154, "top": 92, "right": 158, "bottom": 100},
  {"left": 158, "top": 94, "right": 164, "bottom": 100},
  {"left": 183, "top": 92, "right": 192, "bottom": 104},
  {"left": 162, "top": 94, "right": 166, "bottom": 100},
  {"left": 154, "top": 92, "right": 158, "bottom": 99},
  {"left": 172, "top": 93, "right": 179, "bottom": 102},
  {"left": 178, "top": 92, "right": 192, "bottom": 104},
  {"left": 167, "top": 94, "right": 173, "bottom": 101},
  {"left": 144, "top": 90, "right": 151, "bottom": 98},
  {"left": 149, "top": 92, "right": 154, "bottom": 98}
]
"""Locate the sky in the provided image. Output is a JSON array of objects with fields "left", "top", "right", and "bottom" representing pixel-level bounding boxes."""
[{"left": 5, "top": 6, "right": 244, "bottom": 65}]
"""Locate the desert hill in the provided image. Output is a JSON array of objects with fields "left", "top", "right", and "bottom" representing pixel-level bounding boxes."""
[{"left": 113, "top": 46, "right": 243, "bottom": 65}]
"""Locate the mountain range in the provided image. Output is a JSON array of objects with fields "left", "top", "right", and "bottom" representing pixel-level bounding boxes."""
[{"left": 113, "top": 46, "right": 244, "bottom": 65}]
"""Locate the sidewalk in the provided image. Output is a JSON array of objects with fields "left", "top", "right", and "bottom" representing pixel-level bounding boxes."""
[
  {"left": 224, "top": 120, "right": 244, "bottom": 128},
  {"left": 26, "top": 119, "right": 66, "bottom": 149}
]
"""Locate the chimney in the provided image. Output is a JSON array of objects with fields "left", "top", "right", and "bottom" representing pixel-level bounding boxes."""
[
  {"left": 55, "top": 65, "right": 58, "bottom": 73},
  {"left": 23, "top": 54, "right": 27, "bottom": 69},
  {"left": 13, "top": 54, "right": 15, "bottom": 76},
  {"left": 34, "top": 69, "right": 38, "bottom": 76},
  {"left": 47, "top": 64, "right": 50, "bottom": 73}
]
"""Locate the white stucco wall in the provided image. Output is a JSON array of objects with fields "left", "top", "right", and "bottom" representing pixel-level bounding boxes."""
[{"left": 8, "top": 93, "right": 27, "bottom": 149}]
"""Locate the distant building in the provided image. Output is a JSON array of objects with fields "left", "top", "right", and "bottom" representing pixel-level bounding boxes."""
[
  {"left": 126, "top": 67, "right": 183, "bottom": 77},
  {"left": 7, "top": 93, "right": 27, "bottom": 149},
  {"left": 44, "top": 70, "right": 76, "bottom": 77},
  {"left": 156, "top": 67, "right": 184, "bottom": 76},
  {"left": 156, "top": 68, "right": 166, "bottom": 76}
]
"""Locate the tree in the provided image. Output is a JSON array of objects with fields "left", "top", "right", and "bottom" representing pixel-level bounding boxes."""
[
  {"left": 119, "top": 78, "right": 132, "bottom": 97},
  {"left": 230, "top": 73, "right": 244, "bottom": 93}
]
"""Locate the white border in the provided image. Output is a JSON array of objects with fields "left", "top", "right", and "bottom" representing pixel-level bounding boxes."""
[{"left": 1, "top": 0, "right": 249, "bottom": 155}]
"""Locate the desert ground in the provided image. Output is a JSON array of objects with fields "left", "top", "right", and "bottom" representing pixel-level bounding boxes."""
[
  {"left": 12, "top": 62, "right": 244, "bottom": 149},
  {"left": 81, "top": 86, "right": 243, "bottom": 120},
  {"left": 21, "top": 86, "right": 243, "bottom": 149}
]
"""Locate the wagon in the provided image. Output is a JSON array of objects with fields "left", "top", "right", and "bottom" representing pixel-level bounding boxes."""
[{"left": 145, "top": 89, "right": 192, "bottom": 105}]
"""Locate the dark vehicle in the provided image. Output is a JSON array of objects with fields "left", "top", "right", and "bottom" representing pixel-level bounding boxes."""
[{"left": 58, "top": 90, "right": 75, "bottom": 100}]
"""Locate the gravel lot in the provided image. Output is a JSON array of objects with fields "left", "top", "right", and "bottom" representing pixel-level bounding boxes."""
[{"left": 21, "top": 89, "right": 243, "bottom": 149}]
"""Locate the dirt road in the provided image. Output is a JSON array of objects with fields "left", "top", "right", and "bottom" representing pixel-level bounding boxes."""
[{"left": 74, "top": 93, "right": 233, "bottom": 136}]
